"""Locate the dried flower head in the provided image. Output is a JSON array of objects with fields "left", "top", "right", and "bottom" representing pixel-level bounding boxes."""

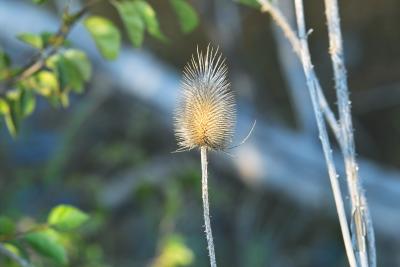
[{"left": 174, "top": 45, "right": 236, "bottom": 151}]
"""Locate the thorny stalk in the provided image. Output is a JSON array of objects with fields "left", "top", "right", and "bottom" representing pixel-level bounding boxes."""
[
  {"left": 257, "top": 0, "right": 342, "bottom": 144},
  {"left": 291, "top": 0, "right": 357, "bottom": 266},
  {"left": 257, "top": 0, "right": 376, "bottom": 266},
  {"left": 323, "top": 0, "right": 375, "bottom": 266}
]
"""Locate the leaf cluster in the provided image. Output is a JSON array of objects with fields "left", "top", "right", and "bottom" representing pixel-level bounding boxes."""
[
  {"left": 0, "top": 205, "right": 89, "bottom": 266},
  {"left": 0, "top": 0, "right": 199, "bottom": 137}
]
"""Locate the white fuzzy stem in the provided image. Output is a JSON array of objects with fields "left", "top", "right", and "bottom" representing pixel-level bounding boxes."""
[
  {"left": 201, "top": 147, "right": 217, "bottom": 267},
  {"left": 292, "top": 0, "right": 358, "bottom": 266},
  {"left": 323, "top": 0, "right": 375, "bottom": 266}
]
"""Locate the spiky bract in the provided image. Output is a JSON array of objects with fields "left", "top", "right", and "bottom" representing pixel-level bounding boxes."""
[{"left": 174, "top": 46, "right": 236, "bottom": 151}]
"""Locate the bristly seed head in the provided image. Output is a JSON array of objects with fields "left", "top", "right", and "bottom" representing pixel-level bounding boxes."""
[{"left": 174, "top": 45, "right": 236, "bottom": 151}]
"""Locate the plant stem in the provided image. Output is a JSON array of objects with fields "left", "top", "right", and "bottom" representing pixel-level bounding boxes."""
[
  {"left": 257, "top": 0, "right": 342, "bottom": 144},
  {"left": 0, "top": 243, "right": 34, "bottom": 267},
  {"left": 200, "top": 146, "right": 217, "bottom": 267},
  {"left": 323, "top": 0, "right": 375, "bottom": 266},
  {"left": 292, "top": 0, "right": 357, "bottom": 266}
]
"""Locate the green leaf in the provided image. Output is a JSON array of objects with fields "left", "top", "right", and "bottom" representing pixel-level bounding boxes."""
[
  {"left": 24, "top": 230, "right": 67, "bottom": 265},
  {"left": 48, "top": 205, "right": 89, "bottom": 231},
  {"left": 155, "top": 234, "right": 194, "bottom": 267},
  {"left": 84, "top": 16, "right": 121, "bottom": 60},
  {"left": 0, "top": 216, "right": 15, "bottom": 236},
  {"left": 114, "top": 1, "right": 145, "bottom": 47},
  {"left": 170, "top": 0, "right": 199, "bottom": 33},
  {"left": 36, "top": 71, "right": 59, "bottom": 96},
  {"left": 47, "top": 54, "right": 84, "bottom": 93},
  {"left": 237, "top": 0, "right": 261, "bottom": 8},
  {"left": 134, "top": 1, "right": 167, "bottom": 42},
  {"left": 0, "top": 49, "right": 11, "bottom": 81},
  {"left": 64, "top": 49, "right": 92, "bottom": 82},
  {"left": 5, "top": 91, "right": 21, "bottom": 138},
  {"left": 0, "top": 99, "right": 9, "bottom": 115},
  {"left": 32, "top": 0, "right": 48, "bottom": 4},
  {"left": 17, "top": 33, "right": 43, "bottom": 49},
  {"left": 20, "top": 90, "right": 36, "bottom": 117}
]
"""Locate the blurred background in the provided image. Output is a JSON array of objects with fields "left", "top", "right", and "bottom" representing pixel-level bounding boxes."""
[{"left": 0, "top": 0, "right": 400, "bottom": 266}]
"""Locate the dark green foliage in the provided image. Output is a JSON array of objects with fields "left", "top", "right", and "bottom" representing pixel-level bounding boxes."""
[
  {"left": 170, "top": 0, "right": 199, "bottom": 33},
  {"left": 114, "top": 1, "right": 146, "bottom": 47}
]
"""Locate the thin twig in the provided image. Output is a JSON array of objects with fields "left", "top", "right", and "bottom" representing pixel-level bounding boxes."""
[
  {"left": 323, "top": 0, "right": 375, "bottom": 266},
  {"left": 291, "top": 0, "right": 358, "bottom": 266},
  {"left": 201, "top": 147, "right": 217, "bottom": 267},
  {"left": 0, "top": 243, "right": 34, "bottom": 267},
  {"left": 0, "top": 0, "right": 99, "bottom": 95},
  {"left": 257, "top": 0, "right": 342, "bottom": 144}
]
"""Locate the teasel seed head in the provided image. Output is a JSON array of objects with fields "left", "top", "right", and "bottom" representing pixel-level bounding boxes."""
[{"left": 174, "top": 45, "right": 236, "bottom": 151}]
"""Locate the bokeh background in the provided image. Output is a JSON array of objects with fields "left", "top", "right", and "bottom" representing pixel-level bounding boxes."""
[{"left": 1, "top": 0, "right": 400, "bottom": 266}]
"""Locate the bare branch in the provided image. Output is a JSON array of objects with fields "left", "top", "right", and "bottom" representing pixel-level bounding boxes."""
[
  {"left": 257, "top": 0, "right": 342, "bottom": 144},
  {"left": 323, "top": 0, "right": 376, "bottom": 266},
  {"left": 291, "top": 0, "right": 357, "bottom": 265}
]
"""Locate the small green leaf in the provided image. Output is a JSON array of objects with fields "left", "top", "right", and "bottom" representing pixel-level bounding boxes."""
[
  {"left": 4, "top": 92, "right": 21, "bottom": 138},
  {"left": 20, "top": 90, "right": 36, "bottom": 117},
  {"left": 47, "top": 54, "right": 84, "bottom": 93},
  {"left": 17, "top": 33, "right": 43, "bottom": 49},
  {"left": 0, "top": 216, "right": 15, "bottom": 236},
  {"left": 134, "top": 1, "right": 167, "bottom": 41},
  {"left": 24, "top": 230, "right": 67, "bottom": 265},
  {"left": 170, "top": 0, "right": 199, "bottom": 33},
  {"left": 32, "top": 0, "right": 48, "bottom": 4},
  {"left": 64, "top": 49, "right": 92, "bottom": 82},
  {"left": 237, "top": 0, "right": 261, "bottom": 8},
  {"left": 84, "top": 16, "right": 121, "bottom": 60},
  {"left": 48, "top": 205, "right": 89, "bottom": 231},
  {"left": 114, "top": 1, "right": 145, "bottom": 47},
  {"left": 154, "top": 234, "right": 194, "bottom": 267},
  {"left": 0, "top": 99, "right": 10, "bottom": 114},
  {"left": 36, "top": 71, "right": 59, "bottom": 96},
  {"left": 0, "top": 48, "right": 11, "bottom": 81}
]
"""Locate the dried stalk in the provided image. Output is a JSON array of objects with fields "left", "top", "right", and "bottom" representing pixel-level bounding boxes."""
[
  {"left": 201, "top": 147, "right": 217, "bottom": 267},
  {"left": 323, "top": 0, "right": 376, "bottom": 266},
  {"left": 258, "top": 0, "right": 342, "bottom": 144},
  {"left": 291, "top": 0, "right": 357, "bottom": 265}
]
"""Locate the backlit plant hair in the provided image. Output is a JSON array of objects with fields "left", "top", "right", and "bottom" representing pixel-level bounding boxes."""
[{"left": 174, "top": 45, "right": 236, "bottom": 267}]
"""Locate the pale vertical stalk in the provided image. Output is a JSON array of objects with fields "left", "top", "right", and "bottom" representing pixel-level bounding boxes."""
[
  {"left": 323, "top": 1, "right": 375, "bottom": 266},
  {"left": 201, "top": 147, "right": 217, "bottom": 267},
  {"left": 257, "top": 0, "right": 342, "bottom": 143},
  {"left": 293, "top": 0, "right": 357, "bottom": 266}
]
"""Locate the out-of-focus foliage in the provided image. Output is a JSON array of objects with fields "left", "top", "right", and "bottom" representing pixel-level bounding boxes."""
[
  {"left": 152, "top": 234, "right": 194, "bottom": 267},
  {"left": 84, "top": 16, "right": 121, "bottom": 60},
  {"left": 0, "top": 0, "right": 199, "bottom": 138},
  {"left": 0, "top": 205, "right": 89, "bottom": 266}
]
